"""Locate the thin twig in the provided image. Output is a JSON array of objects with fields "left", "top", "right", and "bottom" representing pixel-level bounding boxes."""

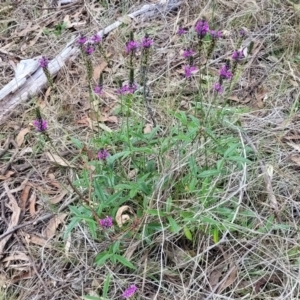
[
  {"left": 141, "top": 65, "right": 156, "bottom": 127},
  {"left": 0, "top": 213, "right": 53, "bottom": 241}
]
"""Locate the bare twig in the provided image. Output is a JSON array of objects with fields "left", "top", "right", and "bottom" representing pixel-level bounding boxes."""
[{"left": 0, "top": 213, "right": 54, "bottom": 241}]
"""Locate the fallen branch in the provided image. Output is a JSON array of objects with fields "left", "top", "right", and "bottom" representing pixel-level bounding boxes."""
[{"left": 0, "top": 0, "right": 181, "bottom": 125}]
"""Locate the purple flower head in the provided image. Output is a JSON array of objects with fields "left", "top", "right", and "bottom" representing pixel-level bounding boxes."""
[
  {"left": 183, "top": 49, "right": 194, "bottom": 58},
  {"left": 184, "top": 65, "right": 197, "bottom": 78},
  {"left": 219, "top": 64, "right": 232, "bottom": 80},
  {"left": 239, "top": 29, "right": 246, "bottom": 37},
  {"left": 126, "top": 40, "right": 139, "bottom": 53},
  {"left": 117, "top": 83, "right": 137, "bottom": 95},
  {"left": 94, "top": 85, "right": 103, "bottom": 95},
  {"left": 177, "top": 27, "right": 187, "bottom": 35},
  {"left": 141, "top": 36, "right": 153, "bottom": 48},
  {"left": 99, "top": 216, "right": 113, "bottom": 229},
  {"left": 213, "top": 82, "right": 223, "bottom": 94},
  {"left": 127, "top": 83, "right": 137, "bottom": 94},
  {"left": 122, "top": 285, "right": 137, "bottom": 299},
  {"left": 77, "top": 35, "right": 87, "bottom": 45},
  {"left": 195, "top": 20, "right": 209, "bottom": 38},
  {"left": 84, "top": 45, "right": 95, "bottom": 55},
  {"left": 33, "top": 119, "right": 48, "bottom": 132},
  {"left": 39, "top": 57, "right": 49, "bottom": 69},
  {"left": 232, "top": 50, "right": 244, "bottom": 61},
  {"left": 210, "top": 30, "right": 222, "bottom": 39},
  {"left": 98, "top": 149, "right": 109, "bottom": 160},
  {"left": 91, "top": 33, "right": 101, "bottom": 44}
]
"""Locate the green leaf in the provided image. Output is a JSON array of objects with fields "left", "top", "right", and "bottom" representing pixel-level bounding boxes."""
[
  {"left": 183, "top": 226, "right": 193, "bottom": 241},
  {"left": 69, "top": 205, "right": 81, "bottom": 216},
  {"left": 114, "top": 255, "right": 136, "bottom": 269},
  {"left": 110, "top": 255, "right": 117, "bottom": 264},
  {"left": 180, "top": 211, "right": 194, "bottom": 219},
  {"left": 146, "top": 160, "right": 156, "bottom": 172},
  {"left": 201, "top": 216, "right": 219, "bottom": 225},
  {"left": 188, "top": 177, "right": 197, "bottom": 192},
  {"left": 216, "top": 159, "right": 225, "bottom": 171},
  {"left": 115, "top": 183, "right": 135, "bottom": 190},
  {"left": 166, "top": 197, "right": 172, "bottom": 213},
  {"left": 95, "top": 252, "right": 111, "bottom": 266},
  {"left": 224, "top": 143, "right": 239, "bottom": 157},
  {"left": 83, "top": 296, "right": 102, "bottom": 300},
  {"left": 94, "top": 179, "right": 107, "bottom": 202},
  {"left": 109, "top": 151, "right": 131, "bottom": 163},
  {"left": 83, "top": 295, "right": 104, "bottom": 300},
  {"left": 198, "top": 169, "right": 221, "bottom": 178},
  {"left": 70, "top": 137, "right": 83, "bottom": 149},
  {"left": 131, "top": 146, "right": 152, "bottom": 154},
  {"left": 112, "top": 241, "right": 120, "bottom": 254},
  {"left": 106, "top": 191, "right": 122, "bottom": 205},
  {"left": 129, "top": 189, "right": 138, "bottom": 198},
  {"left": 168, "top": 216, "right": 180, "bottom": 233},
  {"left": 213, "top": 228, "right": 219, "bottom": 243},
  {"left": 63, "top": 217, "right": 80, "bottom": 239},
  {"left": 147, "top": 209, "right": 167, "bottom": 217},
  {"left": 87, "top": 220, "right": 97, "bottom": 239},
  {"left": 102, "top": 274, "right": 111, "bottom": 298}
]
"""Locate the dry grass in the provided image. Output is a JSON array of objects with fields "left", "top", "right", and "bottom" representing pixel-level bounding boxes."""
[{"left": 1, "top": 0, "right": 300, "bottom": 299}]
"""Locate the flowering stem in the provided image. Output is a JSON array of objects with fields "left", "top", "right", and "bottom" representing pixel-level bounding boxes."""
[
  {"left": 97, "top": 44, "right": 110, "bottom": 66},
  {"left": 43, "top": 67, "right": 53, "bottom": 87},
  {"left": 196, "top": 38, "right": 204, "bottom": 114},
  {"left": 141, "top": 46, "right": 156, "bottom": 127},
  {"left": 66, "top": 177, "right": 100, "bottom": 223}
]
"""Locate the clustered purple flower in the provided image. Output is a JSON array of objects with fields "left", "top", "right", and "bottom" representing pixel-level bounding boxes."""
[
  {"left": 94, "top": 85, "right": 103, "bottom": 95},
  {"left": 141, "top": 36, "right": 153, "bottom": 48},
  {"left": 232, "top": 50, "right": 244, "bottom": 61},
  {"left": 99, "top": 216, "right": 113, "bottom": 229},
  {"left": 239, "top": 29, "right": 246, "bottom": 37},
  {"left": 126, "top": 40, "right": 139, "bottom": 53},
  {"left": 77, "top": 35, "right": 87, "bottom": 45},
  {"left": 219, "top": 64, "right": 232, "bottom": 80},
  {"left": 91, "top": 33, "right": 101, "bottom": 44},
  {"left": 195, "top": 20, "right": 209, "bottom": 38},
  {"left": 39, "top": 57, "right": 49, "bottom": 69},
  {"left": 122, "top": 285, "right": 137, "bottom": 299},
  {"left": 210, "top": 30, "right": 222, "bottom": 39},
  {"left": 183, "top": 49, "right": 194, "bottom": 58},
  {"left": 33, "top": 119, "right": 48, "bottom": 132},
  {"left": 213, "top": 63, "right": 232, "bottom": 94},
  {"left": 182, "top": 48, "right": 197, "bottom": 78},
  {"left": 213, "top": 82, "right": 223, "bottom": 94},
  {"left": 184, "top": 65, "right": 197, "bottom": 78},
  {"left": 117, "top": 83, "right": 137, "bottom": 95},
  {"left": 177, "top": 27, "right": 187, "bottom": 35},
  {"left": 84, "top": 45, "right": 95, "bottom": 55},
  {"left": 98, "top": 149, "right": 109, "bottom": 160}
]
